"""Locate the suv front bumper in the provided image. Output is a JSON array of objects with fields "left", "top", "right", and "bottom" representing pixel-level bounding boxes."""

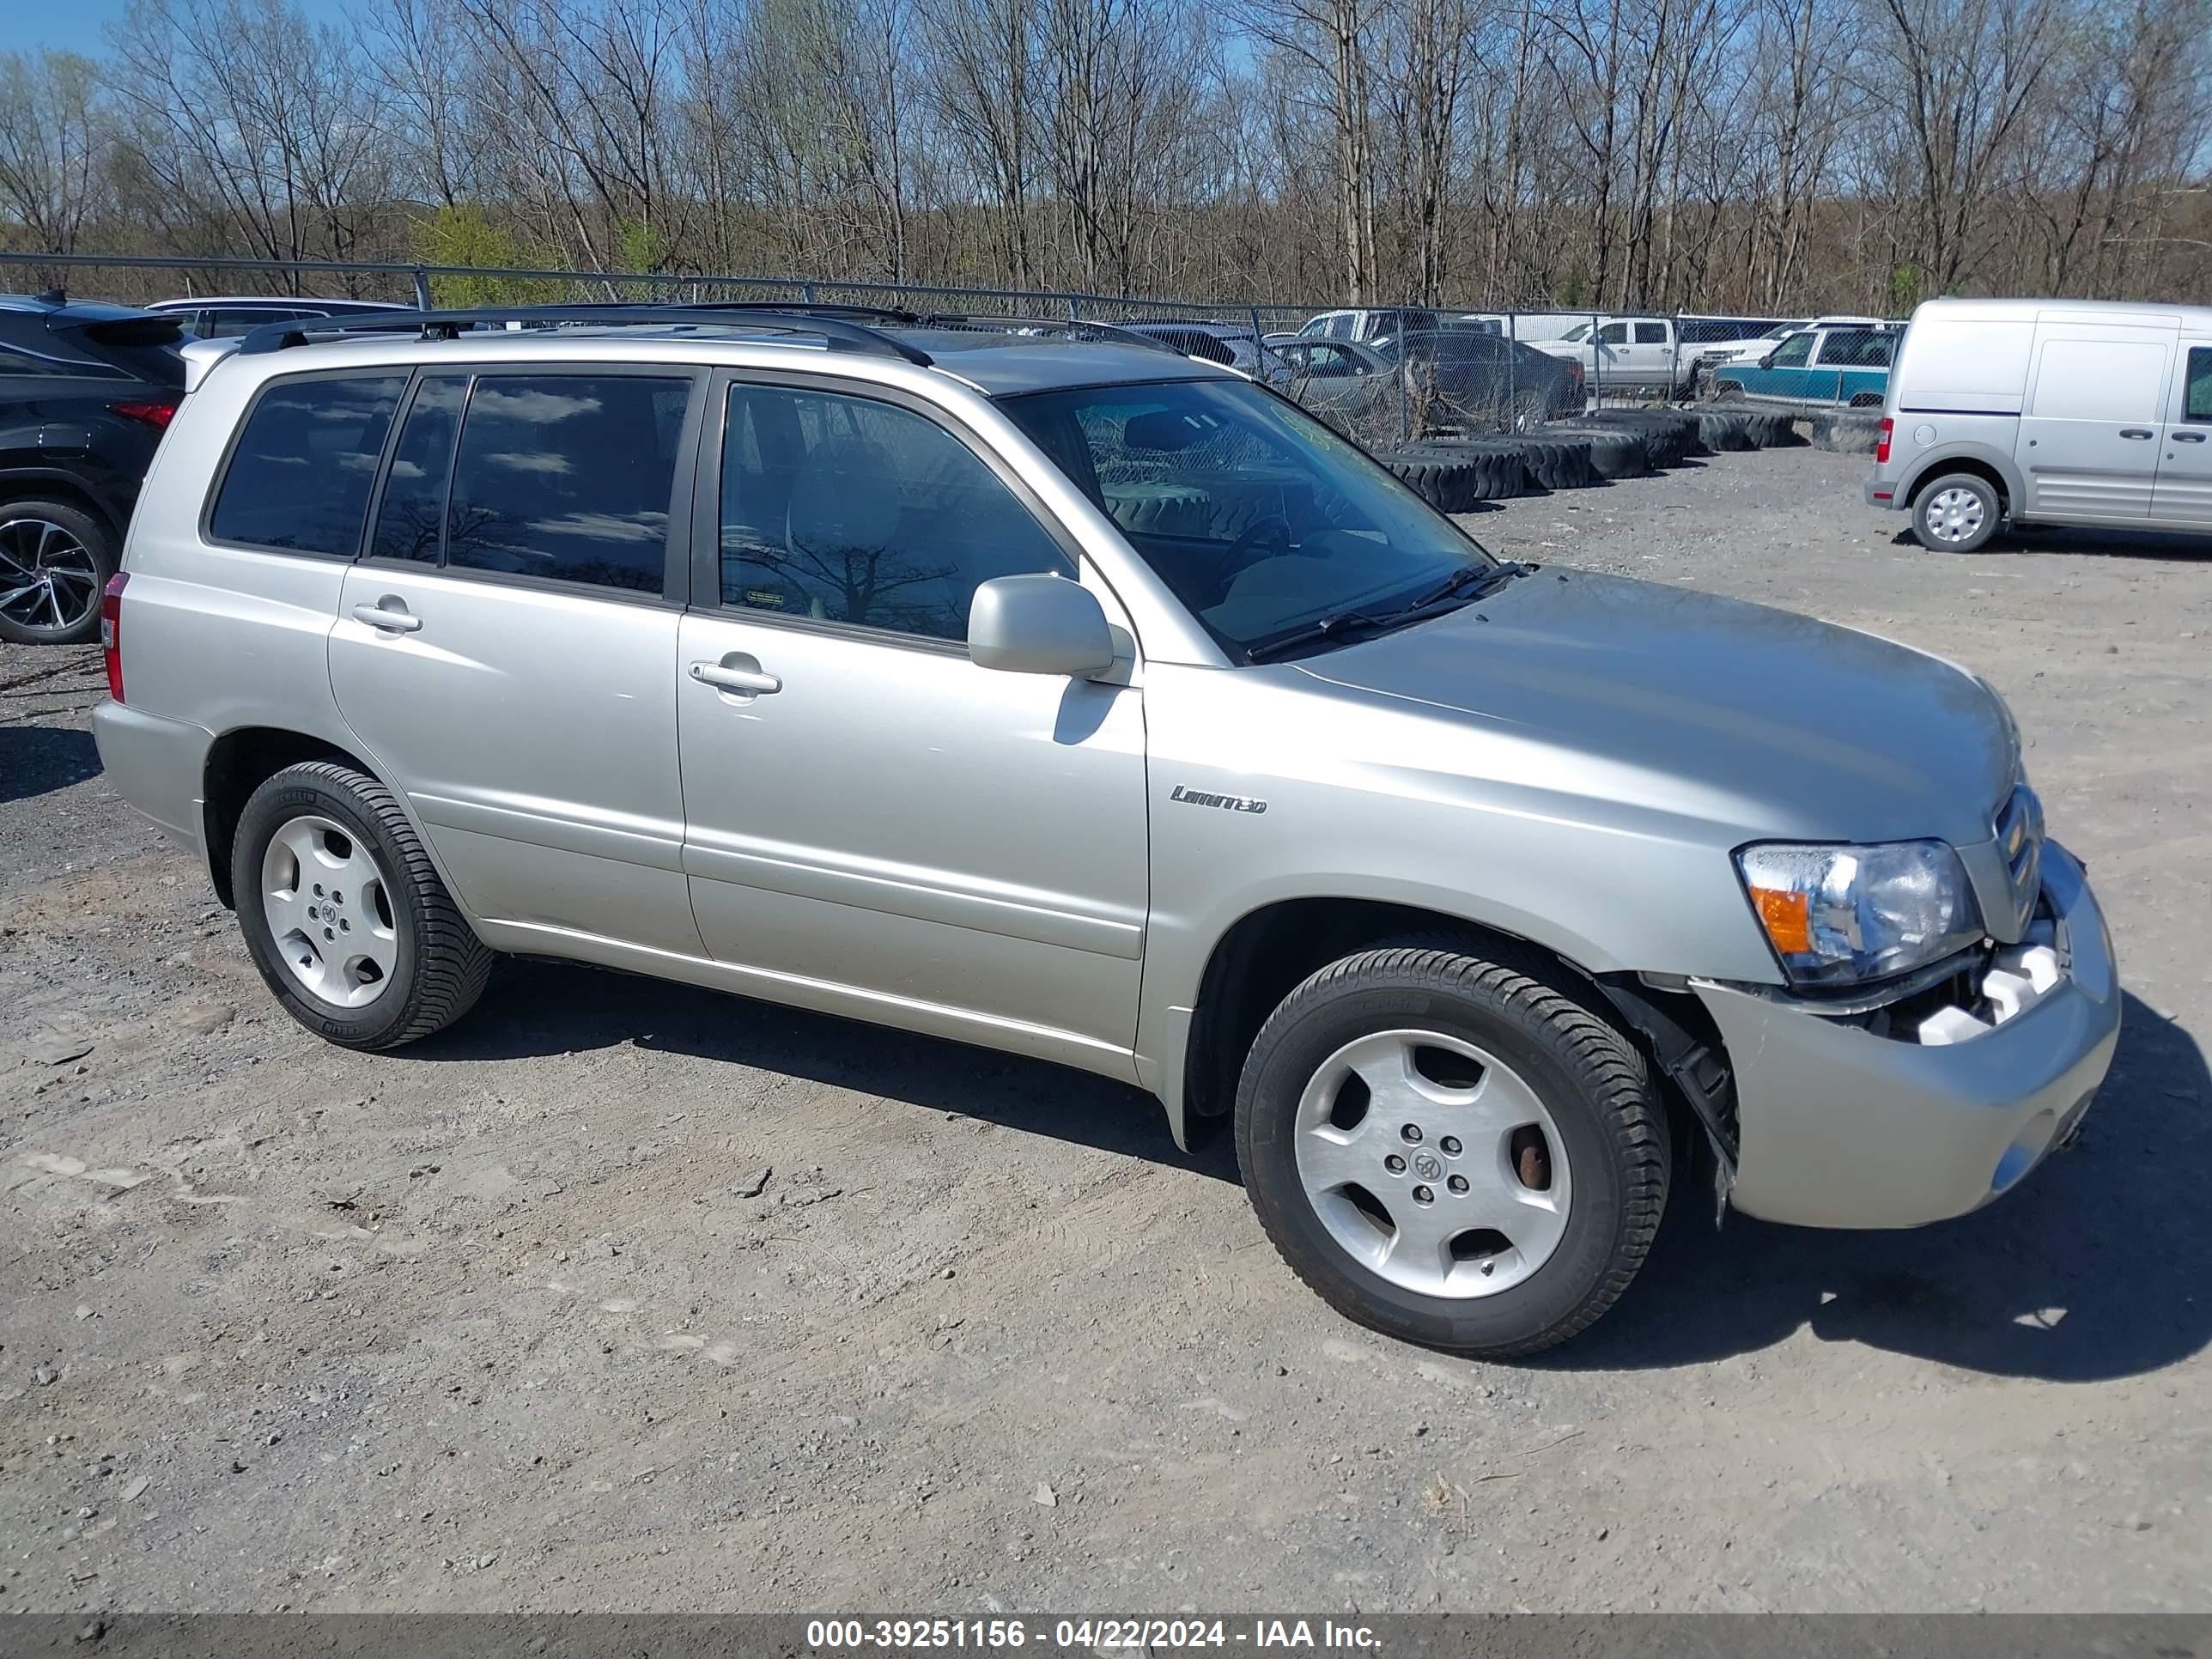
[{"left": 1696, "top": 840, "right": 2118, "bottom": 1229}]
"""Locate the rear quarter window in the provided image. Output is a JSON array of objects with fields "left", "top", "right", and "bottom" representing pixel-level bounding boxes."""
[{"left": 209, "top": 374, "right": 409, "bottom": 556}]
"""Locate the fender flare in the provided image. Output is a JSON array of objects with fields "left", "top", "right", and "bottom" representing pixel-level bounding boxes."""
[{"left": 1896, "top": 442, "right": 2027, "bottom": 510}]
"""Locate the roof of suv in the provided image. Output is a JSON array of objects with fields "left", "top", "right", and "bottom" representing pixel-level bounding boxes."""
[
  {"left": 896, "top": 326, "right": 1229, "bottom": 392},
  {"left": 204, "top": 313, "right": 1234, "bottom": 398}
]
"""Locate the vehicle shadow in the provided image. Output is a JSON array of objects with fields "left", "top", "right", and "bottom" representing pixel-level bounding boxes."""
[
  {"left": 0, "top": 726, "right": 102, "bottom": 804},
  {"left": 412, "top": 954, "right": 1242, "bottom": 1182},
  {"left": 1898, "top": 525, "right": 2212, "bottom": 562},
  {"left": 1550, "top": 991, "right": 2210, "bottom": 1381}
]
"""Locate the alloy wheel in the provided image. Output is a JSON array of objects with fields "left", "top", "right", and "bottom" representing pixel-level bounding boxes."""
[{"left": 0, "top": 517, "right": 100, "bottom": 635}]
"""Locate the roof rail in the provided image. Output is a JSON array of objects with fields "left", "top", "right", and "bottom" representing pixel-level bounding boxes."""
[
  {"left": 686, "top": 302, "right": 1187, "bottom": 358},
  {"left": 234, "top": 303, "right": 937, "bottom": 366},
  {"left": 910, "top": 313, "right": 1188, "bottom": 358}
]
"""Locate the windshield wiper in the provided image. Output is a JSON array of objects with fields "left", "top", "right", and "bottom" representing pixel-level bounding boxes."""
[
  {"left": 1243, "top": 562, "right": 1534, "bottom": 664},
  {"left": 1244, "top": 610, "right": 1395, "bottom": 663},
  {"left": 1395, "top": 559, "right": 1530, "bottom": 616}
]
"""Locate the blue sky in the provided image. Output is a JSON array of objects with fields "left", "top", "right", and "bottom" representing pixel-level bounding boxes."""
[{"left": 16, "top": 0, "right": 350, "bottom": 54}]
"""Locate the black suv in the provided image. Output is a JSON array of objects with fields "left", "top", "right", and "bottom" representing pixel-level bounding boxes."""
[{"left": 2, "top": 294, "right": 185, "bottom": 644}]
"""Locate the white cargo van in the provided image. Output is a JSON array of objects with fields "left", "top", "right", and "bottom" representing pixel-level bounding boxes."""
[{"left": 1866, "top": 297, "right": 2212, "bottom": 552}]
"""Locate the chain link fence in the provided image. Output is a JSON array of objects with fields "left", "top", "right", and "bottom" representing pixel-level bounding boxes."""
[{"left": 3, "top": 251, "right": 1872, "bottom": 447}]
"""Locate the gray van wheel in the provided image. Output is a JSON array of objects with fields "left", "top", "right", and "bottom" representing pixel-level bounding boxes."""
[
  {"left": 1235, "top": 940, "right": 1668, "bottom": 1358},
  {"left": 1914, "top": 472, "right": 2001, "bottom": 553},
  {"left": 233, "top": 762, "right": 494, "bottom": 1048}
]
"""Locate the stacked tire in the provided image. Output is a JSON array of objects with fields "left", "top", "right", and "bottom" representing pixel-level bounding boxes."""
[
  {"left": 1741, "top": 410, "right": 1804, "bottom": 447},
  {"left": 1583, "top": 409, "right": 1698, "bottom": 466},
  {"left": 1811, "top": 410, "right": 1885, "bottom": 454},
  {"left": 1692, "top": 410, "right": 1756, "bottom": 453},
  {"left": 1510, "top": 436, "right": 1595, "bottom": 491},
  {"left": 1531, "top": 422, "right": 1653, "bottom": 479},
  {"left": 1374, "top": 452, "right": 1486, "bottom": 513},
  {"left": 1415, "top": 435, "right": 1597, "bottom": 493}
]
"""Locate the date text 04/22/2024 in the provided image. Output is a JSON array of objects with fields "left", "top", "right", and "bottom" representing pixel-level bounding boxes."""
[{"left": 804, "top": 1620, "right": 1382, "bottom": 1651}]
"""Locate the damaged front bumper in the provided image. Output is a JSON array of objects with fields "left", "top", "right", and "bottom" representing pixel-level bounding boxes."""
[{"left": 1695, "top": 840, "right": 2118, "bottom": 1230}]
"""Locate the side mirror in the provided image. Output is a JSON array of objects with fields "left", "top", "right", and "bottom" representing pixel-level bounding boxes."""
[{"left": 968, "top": 574, "right": 1115, "bottom": 676}]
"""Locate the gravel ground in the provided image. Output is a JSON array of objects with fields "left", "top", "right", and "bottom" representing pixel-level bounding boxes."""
[{"left": 2, "top": 443, "right": 2208, "bottom": 1615}]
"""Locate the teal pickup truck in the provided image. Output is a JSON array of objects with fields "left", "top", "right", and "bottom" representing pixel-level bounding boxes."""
[{"left": 1711, "top": 323, "right": 1898, "bottom": 408}]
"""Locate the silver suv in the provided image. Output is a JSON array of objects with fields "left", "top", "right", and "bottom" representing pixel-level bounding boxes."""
[{"left": 94, "top": 305, "right": 2119, "bottom": 1358}]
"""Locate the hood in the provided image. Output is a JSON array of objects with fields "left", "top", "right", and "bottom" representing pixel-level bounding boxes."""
[{"left": 1292, "top": 568, "right": 2016, "bottom": 846}]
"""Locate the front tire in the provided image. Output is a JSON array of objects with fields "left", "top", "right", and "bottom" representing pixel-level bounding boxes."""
[
  {"left": 1914, "top": 472, "right": 2002, "bottom": 553},
  {"left": 233, "top": 762, "right": 493, "bottom": 1048},
  {"left": 1236, "top": 941, "right": 1668, "bottom": 1358}
]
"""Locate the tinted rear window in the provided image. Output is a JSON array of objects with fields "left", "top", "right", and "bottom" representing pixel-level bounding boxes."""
[
  {"left": 68, "top": 316, "right": 186, "bottom": 386},
  {"left": 210, "top": 374, "right": 408, "bottom": 555},
  {"left": 444, "top": 374, "right": 689, "bottom": 593}
]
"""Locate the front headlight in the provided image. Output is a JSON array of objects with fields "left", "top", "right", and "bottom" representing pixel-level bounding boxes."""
[{"left": 1735, "top": 840, "right": 1984, "bottom": 988}]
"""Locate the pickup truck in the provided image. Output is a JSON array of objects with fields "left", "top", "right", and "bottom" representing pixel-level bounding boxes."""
[{"left": 1530, "top": 317, "right": 1713, "bottom": 398}]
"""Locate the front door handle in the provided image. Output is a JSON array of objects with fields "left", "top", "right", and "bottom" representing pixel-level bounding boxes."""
[
  {"left": 2119, "top": 428, "right": 2154, "bottom": 441},
  {"left": 690, "top": 660, "right": 781, "bottom": 696},
  {"left": 352, "top": 600, "right": 423, "bottom": 634},
  {"left": 2173, "top": 430, "right": 2207, "bottom": 444}
]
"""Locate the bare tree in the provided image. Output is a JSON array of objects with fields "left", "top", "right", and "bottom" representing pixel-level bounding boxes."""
[
  {"left": 0, "top": 52, "right": 109, "bottom": 258},
  {"left": 0, "top": 0, "right": 2203, "bottom": 315}
]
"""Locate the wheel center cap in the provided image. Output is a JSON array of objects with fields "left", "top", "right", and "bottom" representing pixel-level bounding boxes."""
[{"left": 1413, "top": 1152, "right": 1442, "bottom": 1181}]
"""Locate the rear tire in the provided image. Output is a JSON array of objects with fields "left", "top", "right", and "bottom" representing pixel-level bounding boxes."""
[
  {"left": 233, "top": 762, "right": 494, "bottom": 1048},
  {"left": 1912, "top": 472, "right": 2002, "bottom": 554},
  {"left": 1236, "top": 939, "right": 1669, "bottom": 1358},
  {"left": 0, "top": 499, "right": 115, "bottom": 646}
]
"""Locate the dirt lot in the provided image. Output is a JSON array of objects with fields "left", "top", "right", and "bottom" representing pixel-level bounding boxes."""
[{"left": 3, "top": 444, "right": 2208, "bottom": 1615}]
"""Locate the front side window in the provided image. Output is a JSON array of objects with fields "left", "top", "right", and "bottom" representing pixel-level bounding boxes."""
[
  {"left": 444, "top": 374, "right": 690, "bottom": 593},
  {"left": 1287, "top": 343, "right": 1358, "bottom": 380},
  {"left": 1003, "top": 376, "right": 1492, "bottom": 662},
  {"left": 720, "top": 384, "right": 1070, "bottom": 641},
  {"left": 1769, "top": 332, "right": 1814, "bottom": 368},
  {"left": 1597, "top": 323, "right": 1629, "bottom": 345},
  {"left": 2185, "top": 347, "right": 2212, "bottom": 422},
  {"left": 210, "top": 374, "right": 407, "bottom": 555}
]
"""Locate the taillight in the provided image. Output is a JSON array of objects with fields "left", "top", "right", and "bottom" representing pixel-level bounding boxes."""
[
  {"left": 101, "top": 572, "right": 127, "bottom": 702},
  {"left": 1567, "top": 360, "right": 1585, "bottom": 386},
  {"left": 109, "top": 399, "right": 178, "bottom": 430},
  {"left": 1875, "top": 416, "right": 1893, "bottom": 464}
]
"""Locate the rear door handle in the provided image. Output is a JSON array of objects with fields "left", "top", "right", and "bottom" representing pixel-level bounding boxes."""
[
  {"left": 2119, "top": 428, "right": 2154, "bottom": 440},
  {"left": 352, "top": 600, "right": 423, "bottom": 634},
  {"left": 690, "top": 660, "right": 781, "bottom": 696},
  {"left": 2173, "top": 430, "right": 2207, "bottom": 443}
]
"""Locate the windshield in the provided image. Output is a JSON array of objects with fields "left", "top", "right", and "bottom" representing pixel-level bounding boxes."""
[
  {"left": 1000, "top": 377, "right": 1492, "bottom": 661},
  {"left": 1559, "top": 323, "right": 1591, "bottom": 343}
]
